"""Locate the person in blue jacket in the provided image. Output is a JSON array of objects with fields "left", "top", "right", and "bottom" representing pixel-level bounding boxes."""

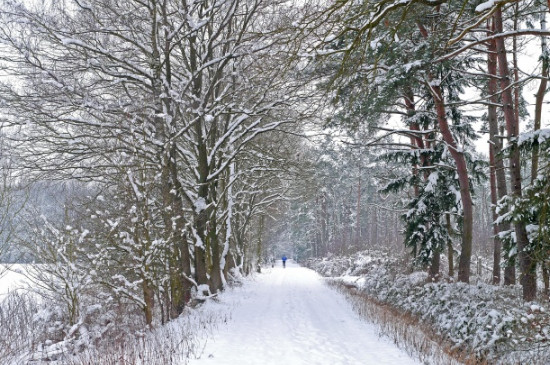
[{"left": 282, "top": 255, "right": 287, "bottom": 268}]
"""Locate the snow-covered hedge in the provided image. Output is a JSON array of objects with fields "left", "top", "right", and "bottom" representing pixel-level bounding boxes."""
[{"left": 306, "top": 251, "right": 550, "bottom": 363}]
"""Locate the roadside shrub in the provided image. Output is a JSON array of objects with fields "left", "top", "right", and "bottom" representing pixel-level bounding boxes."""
[{"left": 306, "top": 250, "right": 550, "bottom": 363}]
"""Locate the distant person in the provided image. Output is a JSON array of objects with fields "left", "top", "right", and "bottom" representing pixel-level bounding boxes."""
[{"left": 282, "top": 255, "right": 287, "bottom": 268}]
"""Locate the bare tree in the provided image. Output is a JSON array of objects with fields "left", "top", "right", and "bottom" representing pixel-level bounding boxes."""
[{"left": 0, "top": 0, "right": 312, "bottom": 326}]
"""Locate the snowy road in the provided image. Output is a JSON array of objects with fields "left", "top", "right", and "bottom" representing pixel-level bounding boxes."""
[{"left": 189, "top": 261, "right": 420, "bottom": 365}]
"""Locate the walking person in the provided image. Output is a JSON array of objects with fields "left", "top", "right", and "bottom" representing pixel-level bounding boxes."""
[{"left": 282, "top": 255, "right": 287, "bottom": 268}]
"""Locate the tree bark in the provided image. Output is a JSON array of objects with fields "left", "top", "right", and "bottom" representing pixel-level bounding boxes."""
[
  {"left": 512, "top": 4, "right": 521, "bottom": 125},
  {"left": 533, "top": 8, "right": 549, "bottom": 294},
  {"left": 256, "top": 214, "right": 264, "bottom": 273},
  {"left": 321, "top": 192, "right": 328, "bottom": 254},
  {"left": 446, "top": 213, "right": 454, "bottom": 278},
  {"left": 355, "top": 171, "right": 362, "bottom": 249},
  {"left": 432, "top": 83, "right": 473, "bottom": 283},
  {"left": 154, "top": 5, "right": 193, "bottom": 317},
  {"left": 142, "top": 278, "right": 155, "bottom": 328},
  {"left": 486, "top": 31, "right": 515, "bottom": 284},
  {"left": 489, "top": 146, "right": 501, "bottom": 285},
  {"left": 416, "top": 22, "right": 472, "bottom": 283},
  {"left": 167, "top": 155, "right": 194, "bottom": 317},
  {"left": 487, "top": 30, "right": 502, "bottom": 285},
  {"left": 494, "top": 8, "right": 536, "bottom": 300},
  {"left": 404, "top": 91, "right": 420, "bottom": 260},
  {"left": 532, "top": 9, "right": 549, "bottom": 185},
  {"left": 195, "top": 210, "right": 210, "bottom": 288}
]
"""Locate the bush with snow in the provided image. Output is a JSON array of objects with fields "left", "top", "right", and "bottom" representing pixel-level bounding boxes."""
[
  {"left": 0, "top": 278, "right": 235, "bottom": 364},
  {"left": 306, "top": 250, "right": 550, "bottom": 363},
  {"left": 0, "top": 258, "right": 247, "bottom": 363}
]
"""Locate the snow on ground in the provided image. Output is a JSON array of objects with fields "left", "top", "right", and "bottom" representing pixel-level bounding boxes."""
[
  {"left": 189, "top": 260, "right": 420, "bottom": 365},
  {"left": 0, "top": 264, "right": 30, "bottom": 297}
]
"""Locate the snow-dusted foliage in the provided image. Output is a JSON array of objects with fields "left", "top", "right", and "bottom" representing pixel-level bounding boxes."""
[
  {"left": 311, "top": 0, "right": 489, "bottom": 284},
  {"left": 273, "top": 133, "right": 406, "bottom": 262},
  {"left": 0, "top": 281, "right": 232, "bottom": 364},
  {"left": 307, "top": 251, "right": 550, "bottom": 363},
  {"left": 0, "top": 135, "right": 26, "bottom": 268},
  {"left": 1, "top": 0, "right": 549, "bottom": 360},
  {"left": 0, "top": 0, "right": 314, "bottom": 357},
  {"left": 497, "top": 128, "right": 550, "bottom": 284}
]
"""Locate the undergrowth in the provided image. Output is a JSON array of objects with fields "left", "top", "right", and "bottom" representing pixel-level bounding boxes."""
[
  {"left": 0, "top": 285, "right": 231, "bottom": 364},
  {"left": 306, "top": 250, "right": 550, "bottom": 365}
]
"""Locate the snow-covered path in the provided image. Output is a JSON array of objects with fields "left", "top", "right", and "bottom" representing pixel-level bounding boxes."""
[{"left": 189, "top": 261, "right": 420, "bottom": 365}]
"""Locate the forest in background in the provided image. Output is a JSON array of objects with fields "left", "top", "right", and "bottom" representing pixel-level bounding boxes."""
[{"left": 0, "top": 0, "right": 549, "bottom": 360}]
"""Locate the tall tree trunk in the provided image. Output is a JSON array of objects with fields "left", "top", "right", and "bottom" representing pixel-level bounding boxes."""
[
  {"left": 187, "top": 27, "right": 210, "bottom": 289},
  {"left": 533, "top": 6, "right": 549, "bottom": 294},
  {"left": 416, "top": 24, "right": 472, "bottom": 282},
  {"left": 487, "top": 30, "right": 501, "bottom": 285},
  {"left": 321, "top": 192, "right": 328, "bottom": 254},
  {"left": 404, "top": 91, "right": 421, "bottom": 260},
  {"left": 195, "top": 212, "right": 209, "bottom": 288},
  {"left": 206, "top": 146, "right": 223, "bottom": 293},
  {"left": 532, "top": 5, "right": 549, "bottom": 184},
  {"left": 256, "top": 214, "right": 264, "bottom": 273},
  {"left": 194, "top": 134, "right": 210, "bottom": 288},
  {"left": 221, "top": 160, "right": 236, "bottom": 285},
  {"left": 355, "top": 171, "right": 361, "bottom": 249},
  {"left": 489, "top": 146, "right": 501, "bottom": 285},
  {"left": 315, "top": 196, "right": 322, "bottom": 256},
  {"left": 487, "top": 31, "right": 516, "bottom": 285},
  {"left": 153, "top": 8, "right": 193, "bottom": 317},
  {"left": 446, "top": 213, "right": 454, "bottom": 278},
  {"left": 194, "top": 140, "right": 210, "bottom": 291},
  {"left": 500, "top": 153, "right": 516, "bottom": 285},
  {"left": 209, "top": 213, "right": 223, "bottom": 293},
  {"left": 142, "top": 277, "right": 155, "bottom": 328},
  {"left": 513, "top": 4, "right": 521, "bottom": 125},
  {"left": 494, "top": 8, "right": 536, "bottom": 301},
  {"left": 168, "top": 155, "right": 193, "bottom": 317},
  {"left": 432, "top": 84, "right": 473, "bottom": 283}
]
